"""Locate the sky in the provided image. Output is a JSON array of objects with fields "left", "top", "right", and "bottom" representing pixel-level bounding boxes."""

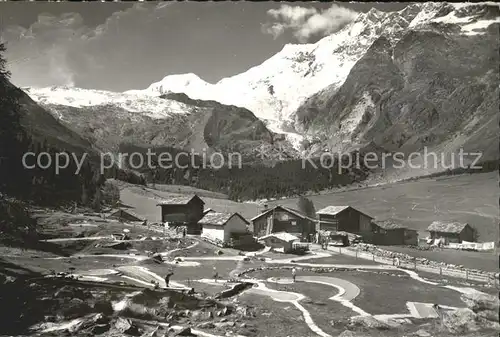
[{"left": 0, "top": 2, "right": 409, "bottom": 92}]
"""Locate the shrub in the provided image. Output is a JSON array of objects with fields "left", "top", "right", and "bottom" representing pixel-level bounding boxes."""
[{"left": 102, "top": 181, "right": 120, "bottom": 206}]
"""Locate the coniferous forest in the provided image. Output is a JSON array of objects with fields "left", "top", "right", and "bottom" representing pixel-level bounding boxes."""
[{"left": 119, "top": 143, "right": 370, "bottom": 201}]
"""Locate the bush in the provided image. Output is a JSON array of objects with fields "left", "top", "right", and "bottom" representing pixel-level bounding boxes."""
[
  {"left": 0, "top": 196, "right": 37, "bottom": 241},
  {"left": 102, "top": 181, "right": 120, "bottom": 206}
]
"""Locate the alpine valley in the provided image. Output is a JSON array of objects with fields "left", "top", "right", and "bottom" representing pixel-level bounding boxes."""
[{"left": 23, "top": 2, "right": 499, "bottom": 184}]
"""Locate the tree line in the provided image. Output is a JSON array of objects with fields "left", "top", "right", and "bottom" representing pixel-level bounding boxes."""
[{"left": 119, "top": 143, "right": 370, "bottom": 201}]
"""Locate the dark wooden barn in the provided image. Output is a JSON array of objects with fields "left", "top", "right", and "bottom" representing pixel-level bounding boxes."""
[
  {"left": 250, "top": 205, "right": 316, "bottom": 241},
  {"left": 316, "top": 206, "right": 372, "bottom": 234},
  {"left": 368, "top": 219, "right": 418, "bottom": 245},
  {"left": 427, "top": 221, "right": 475, "bottom": 244},
  {"left": 156, "top": 195, "right": 205, "bottom": 234}
]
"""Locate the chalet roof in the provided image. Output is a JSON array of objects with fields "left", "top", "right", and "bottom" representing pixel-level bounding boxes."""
[
  {"left": 203, "top": 208, "right": 214, "bottom": 215},
  {"left": 316, "top": 205, "right": 349, "bottom": 215},
  {"left": 250, "top": 205, "right": 315, "bottom": 222},
  {"left": 109, "top": 209, "right": 145, "bottom": 221},
  {"left": 427, "top": 221, "right": 469, "bottom": 234},
  {"left": 316, "top": 205, "right": 373, "bottom": 218},
  {"left": 259, "top": 232, "right": 299, "bottom": 243},
  {"left": 199, "top": 212, "right": 249, "bottom": 226},
  {"left": 372, "top": 219, "right": 406, "bottom": 230},
  {"left": 156, "top": 194, "right": 204, "bottom": 206}
]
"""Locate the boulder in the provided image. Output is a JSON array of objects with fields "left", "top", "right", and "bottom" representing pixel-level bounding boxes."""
[
  {"left": 348, "top": 316, "right": 390, "bottom": 330},
  {"left": 440, "top": 308, "right": 497, "bottom": 333},
  {"left": 114, "top": 317, "right": 141, "bottom": 336},
  {"left": 338, "top": 331, "right": 364, "bottom": 337},
  {"left": 476, "top": 309, "right": 499, "bottom": 322},
  {"left": 62, "top": 298, "right": 92, "bottom": 319},
  {"left": 54, "top": 285, "right": 92, "bottom": 300},
  {"left": 460, "top": 292, "right": 500, "bottom": 312},
  {"left": 214, "top": 321, "right": 235, "bottom": 329},
  {"left": 176, "top": 327, "right": 195, "bottom": 336},
  {"left": 90, "top": 323, "right": 111, "bottom": 335},
  {"left": 197, "top": 322, "right": 215, "bottom": 329}
]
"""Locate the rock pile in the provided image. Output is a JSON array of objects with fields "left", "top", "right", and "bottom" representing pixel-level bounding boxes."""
[
  {"left": 351, "top": 243, "right": 495, "bottom": 277},
  {"left": 437, "top": 291, "right": 500, "bottom": 334},
  {"left": 237, "top": 265, "right": 352, "bottom": 277}
]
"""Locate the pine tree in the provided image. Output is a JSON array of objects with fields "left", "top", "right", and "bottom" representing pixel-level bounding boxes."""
[
  {"left": 0, "top": 42, "right": 25, "bottom": 196},
  {"left": 297, "top": 195, "right": 316, "bottom": 218}
]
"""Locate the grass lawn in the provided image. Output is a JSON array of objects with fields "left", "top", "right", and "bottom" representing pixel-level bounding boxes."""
[
  {"left": 147, "top": 183, "right": 228, "bottom": 199},
  {"left": 383, "top": 246, "right": 498, "bottom": 272},
  {"left": 265, "top": 280, "right": 354, "bottom": 335},
  {"left": 414, "top": 270, "right": 500, "bottom": 295},
  {"left": 2, "top": 255, "right": 130, "bottom": 275},
  {"left": 128, "top": 238, "right": 196, "bottom": 254},
  {"left": 119, "top": 182, "right": 260, "bottom": 223},
  {"left": 170, "top": 240, "right": 240, "bottom": 258},
  {"left": 245, "top": 269, "right": 466, "bottom": 316},
  {"left": 267, "top": 172, "right": 498, "bottom": 241},
  {"left": 236, "top": 292, "right": 316, "bottom": 337},
  {"left": 338, "top": 270, "right": 466, "bottom": 315}
]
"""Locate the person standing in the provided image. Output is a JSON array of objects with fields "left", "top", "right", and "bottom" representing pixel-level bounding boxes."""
[
  {"left": 165, "top": 271, "right": 174, "bottom": 288},
  {"left": 213, "top": 266, "right": 218, "bottom": 282},
  {"left": 183, "top": 227, "right": 187, "bottom": 238},
  {"left": 292, "top": 267, "right": 297, "bottom": 282}
]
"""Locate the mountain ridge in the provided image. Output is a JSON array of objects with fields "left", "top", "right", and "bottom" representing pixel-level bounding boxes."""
[{"left": 22, "top": 2, "right": 499, "bottom": 180}]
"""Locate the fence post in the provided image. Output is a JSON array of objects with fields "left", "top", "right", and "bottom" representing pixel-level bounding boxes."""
[
  {"left": 355, "top": 250, "right": 358, "bottom": 259},
  {"left": 339, "top": 247, "right": 342, "bottom": 255},
  {"left": 439, "top": 267, "right": 442, "bottom": 276},
  {"left": 372, "top": 254, "right": 375, "bottom": 262},
  {"left": 465, "top": 270, "right": 468, "bottom": 281}
]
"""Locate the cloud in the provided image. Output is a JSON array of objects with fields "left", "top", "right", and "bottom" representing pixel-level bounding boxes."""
[
  {"left": 262, "top": 4, "right": 359, "bottom": 43},
  {"left": 1, "top": 3, "right": 174, "bottom": 89}
]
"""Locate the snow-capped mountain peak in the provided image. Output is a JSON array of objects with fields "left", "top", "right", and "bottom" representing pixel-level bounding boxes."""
[
  {"left": 23, "top": 86, "right": 191, "bottom": 119},
  {"left": 131, "top": 2, "right": 498, "bottom": 133},
  {"left": 24, "top": 2, "right": 499, "bottom": 153}
]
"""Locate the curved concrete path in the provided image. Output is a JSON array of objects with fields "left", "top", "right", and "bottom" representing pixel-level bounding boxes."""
[{"left": 43, "top": 238, "right": 489, "bottom": 337}]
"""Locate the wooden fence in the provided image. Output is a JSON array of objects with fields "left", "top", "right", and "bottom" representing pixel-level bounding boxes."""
[{"left": 329, "top": 246, "right": 497, "bottom": 286}]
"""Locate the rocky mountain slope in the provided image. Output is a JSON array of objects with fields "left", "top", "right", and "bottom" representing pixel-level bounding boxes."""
[
  {"left": 24, "top": 2, "right": 499, "bottom": 177},
  {"left": 24, "top": 87, "right": 296, "bottom": 163},
  {"left": 295, "top": 2, "right": 499, "bottom": 175},
  {"left": 16, "top": 87, "right": 97, "bottom": 155},
  {"left": 126, "top": 2, "right": 499, "bottom": 153}
]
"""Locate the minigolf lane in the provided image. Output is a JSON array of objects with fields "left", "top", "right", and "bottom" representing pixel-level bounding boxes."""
[
  {"left": 267, "top": 275, "right": 369, "bottom": 317},
  {"left": 246, "top": 282, "right": 331, "bottom": 337}
]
